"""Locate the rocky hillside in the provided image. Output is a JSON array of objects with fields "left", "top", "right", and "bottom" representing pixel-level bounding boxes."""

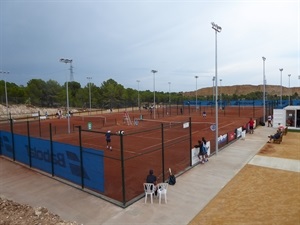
[{"left": 184, "top": 84, "right": 300, "bottom": 97}]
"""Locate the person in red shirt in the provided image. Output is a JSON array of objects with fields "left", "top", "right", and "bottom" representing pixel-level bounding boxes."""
[{"left": 248, "top": 118, "right": 255, "bottom": 134}]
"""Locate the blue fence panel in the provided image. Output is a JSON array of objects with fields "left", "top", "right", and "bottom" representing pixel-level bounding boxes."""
[
  {"left": 0, "top": 131, "right": 13, "bottom": 158},
  {"left": 14, "top": 134, "right": 29, "bottom": 165},
  {"left": 82, "top": 148, "right": 104, "bottom": 192},
  {"left": 52, "top": 142, "right": 83, "bottom": 185},
  {"left": 52, "top": 142, "right": 104, "bottom": 193},
  {"left": 30, "top": 138, "right": 53, "bottom": 173},
  {"left": 0, "top": 130, "right": 104, "bottom": 193}
]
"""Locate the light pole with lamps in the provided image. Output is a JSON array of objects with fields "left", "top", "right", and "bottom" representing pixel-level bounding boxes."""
[
  {"left": 262, "top": 57, "right": 266, "bottom": 123},
  {"left": 87, "top": 76, "right": 92, "bottom": 113},
  {"left": 211, "top": 22, "right": 222, "bottom": 155},
  {"left": 137, "top": 80, "right": 140, "bottom": 111},
  {"left": 219, "top": 78, "right": 222, "bottom": 109},
  {"left": 151, "top": 70, "right": 158, "bottom": 119},
  {"left": 212, "top": 76, "right": 215, "bottom": 102},
  {"left": 195, "top": 76, "right": 198, "bottom": 111},
  {"left": 279, "top": 68, "right": 283, "bottom": 107},
  {"left": 59, "top": 58, "right": 72, "bottom": 134},
  {"left": 288, "top": 74, "right": 291, "bottom": 105},
  {"left": 0, "top": 71, "right": 9, "bottom": 119},
  {"left": 168, "top": 82, "right": 171, "bottom": 104}
]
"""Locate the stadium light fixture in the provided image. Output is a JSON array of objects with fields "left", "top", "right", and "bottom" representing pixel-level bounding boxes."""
[
  {"left": 195, "top": 76, "right": 198, "bottom": 111},
  {"left": 168, "top": 82, "right": 171, "bottom": 104},
  {"left": 137, "top": 80, "right": 140, "bottom": 111},
  {"left": 288, "top": 74, "right": 291, "bottom": 105},
  {"left": 211, "top": 22, "right": 221, "bottom": 155},
  {"left": 151, "top": 70, "right": 158, "bottom": 119},
  {"left": 59, "top": 58, "right": 72, "bottom": 134},
  {"left": 0, "top": 71, "right": 9, "bottom": 120},
  {"left": 279, "top": 68, "right": 283, "bottom": 107},
  {"left": 262, "top": 57, "right": 266, "bottom": 123},
  {"left": 87, "top": 76, "right": 92, "bottom": 113},
  {"left": 212, "top": 76, "right": 215, "bottom": 102},
  {"left": 219, "top": 79, "right": 222, "bottom": 109}
]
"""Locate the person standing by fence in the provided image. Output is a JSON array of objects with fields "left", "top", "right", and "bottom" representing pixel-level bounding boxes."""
[
  {"left": 201, "top": 137, "right": 209, "bottom": 163},
  {"left": 267, "top": 115, "right": 273, "bottom": 127},
  {"left": 248, "top": 118, "right": 255, "bottom": 134}
]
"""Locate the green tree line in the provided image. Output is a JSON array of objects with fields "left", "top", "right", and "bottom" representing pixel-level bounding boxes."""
[
  {"left": 0, "top": 79, "right": 186, "bottom": 109},
  {"left": 0, "top": 79, "right": 298, "bottom": 109}
]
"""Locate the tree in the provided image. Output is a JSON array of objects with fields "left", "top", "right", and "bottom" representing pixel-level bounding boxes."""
[
  {"left": 45, "top": 80, "right": 62, "bottom": 107},
  {"left": 99, "top": 79, "right": 125, "bottom": 109},
  {"left": 26, "top": 79, "right": 47, "bottom": 106}
]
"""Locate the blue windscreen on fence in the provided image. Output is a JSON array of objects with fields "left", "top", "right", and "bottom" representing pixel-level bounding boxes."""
[{"left": 0, "top": 131, "right": 104, "bottom": 193}]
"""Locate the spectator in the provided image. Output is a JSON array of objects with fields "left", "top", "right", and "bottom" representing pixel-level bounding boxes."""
[
  {"left": 267, "top": 115, "right": 273, "bottom": 127},
  {"left": 248, "top": 118, "right": 255, "bottom": 134},
  {"left": 267, "top": 129, "right": 282, "bottom": 143},
  {"left": 146, "top": 169, "right": 157, "bottom": 195},
  {"left": 201, "top": 137, "right": 209, "bottom": 163},
  {"left": 194, "top": 140, "right": 203, "bottom": 161}
]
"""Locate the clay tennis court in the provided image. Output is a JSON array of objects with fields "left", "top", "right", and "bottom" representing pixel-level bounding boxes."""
[{"left": 0, "top": 105, "right": 264, "bottom": 205}]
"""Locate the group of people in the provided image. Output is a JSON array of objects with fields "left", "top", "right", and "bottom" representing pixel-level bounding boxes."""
[{"left": 194, "top": 137, "right": 209, "bottom": 164}]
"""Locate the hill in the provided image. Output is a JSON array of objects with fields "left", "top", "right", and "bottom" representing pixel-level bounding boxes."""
[{"left": 184, "top": 84, "right": 300, "bottom": 97}]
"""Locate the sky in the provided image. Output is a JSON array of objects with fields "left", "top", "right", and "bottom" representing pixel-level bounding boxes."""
[{"left": 0, "top": 0, "right": 299, "bottom": 93}]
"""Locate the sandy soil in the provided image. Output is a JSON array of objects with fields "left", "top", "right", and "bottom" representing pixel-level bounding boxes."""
[{"left": 188, "top": 132, "right": 300, "bottom": 225}]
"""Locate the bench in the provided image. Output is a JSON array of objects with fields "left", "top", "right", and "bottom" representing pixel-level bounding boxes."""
[{"left": 273, "top": 133, "right": 283, "bottom": 144}]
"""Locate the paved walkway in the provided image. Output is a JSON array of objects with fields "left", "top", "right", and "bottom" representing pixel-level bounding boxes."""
[{"left": 0, "top": 126, "right": 281, "bottom": 225}]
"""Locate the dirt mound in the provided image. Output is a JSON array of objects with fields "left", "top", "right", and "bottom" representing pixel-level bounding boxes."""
[{"left": 0, "top": 197, "right": 79, "bottom": 225}]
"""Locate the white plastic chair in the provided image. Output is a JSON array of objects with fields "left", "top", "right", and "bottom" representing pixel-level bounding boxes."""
[
  {"left": 143, "top": 183, "right": 155, "bottom": 204},
  {"left": 157, "top": 183, "right": 168, "bottom": 204}
]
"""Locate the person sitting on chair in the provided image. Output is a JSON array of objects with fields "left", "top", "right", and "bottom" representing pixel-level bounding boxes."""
[
  {"left": 146, "top": 169, "right": 157, "bottom": 195},
  {"left": 267, "top": 129, "right": 282, "bottom": 143}
]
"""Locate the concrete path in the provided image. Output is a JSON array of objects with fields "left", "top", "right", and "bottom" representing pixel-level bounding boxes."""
[{"left": 0, "top": 126, "right": 276, "bottom": 225}]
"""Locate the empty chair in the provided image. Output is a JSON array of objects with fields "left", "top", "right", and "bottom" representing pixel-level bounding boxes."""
[
  {"left": 157, "top": 183, "right": 168, "bottom": 204},
  {"left": 143, "top": 183, "right": 155, "bottom": 204}
]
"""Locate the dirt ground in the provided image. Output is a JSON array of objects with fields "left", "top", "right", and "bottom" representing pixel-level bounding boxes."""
[
  {"left": 189, "top": 131, "right": 300, "bottom": 225},
  {"left": 0, "top": 197, "right": 79, "bottom": 225}
]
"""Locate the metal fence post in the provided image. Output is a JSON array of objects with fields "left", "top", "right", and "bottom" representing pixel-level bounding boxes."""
[
  {"left": 49, "top": 123, "right": 54, "bottom": 176},
  {"left": 161, "top": 123, "right": 165, "bottom": 182},
  {"left": 120, "top": 133, "right": 126, "bottom": 206},
  {"left": 10, "top": 118, "right": 15, "bottom": 161},
  {"left": 27, "top": 120, "right": 32, "bottom": 167},
  {"left": 38, "top": 111, "right": 41, "bottom": 137},
  {"left": 189, "top": 117, "right": 192, "bottom": 166},
  {"left": 78, "top": 125, "right": 84, "bottom": 189}
]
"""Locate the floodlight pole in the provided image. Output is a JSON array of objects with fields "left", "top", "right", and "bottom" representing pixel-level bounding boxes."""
[
  {"left": 262, "top": 57, "right": 266, "bottom": 123},
  {"left": 60, "top": 58, "right": 72, "bottom": 134},
  {"left": 279, "top": 68, "right": 283, "bottom": 107},
  {"left": 0, "top": 71, "right": 9, "bottom": 120},
  {"left": 288, "top": 74, "right": 291, "bottom": 105},
  {"left": 151, "top": 70, "right": 158, "bottom": 119},
  {"left": 212, "top": 22, "right": 221, "bottom": 155},
  {"left": 137, "top": 80, "right": 140, "bottom": 111},
  {"left": 87, "top": 76, "right": 92, "bottom": 113},
  {"left": 219, "top": 78, "right": 222, "bottom": 109},
  {"left": 195, "top": 76, "right": 198, "bottom": 111},
  {"left": 212, "top": 76, "right": 215, "bottom": 101},
  {"left": 168, "top": 82, "right": 171, "bottom": 104}
]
